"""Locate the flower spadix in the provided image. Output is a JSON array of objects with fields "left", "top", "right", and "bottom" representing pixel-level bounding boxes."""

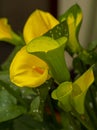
[
  {"left": 10, "top": 46, "right": 49, "bottom": 87},
  {"left": 27, "top": 36, "right": 70, "bottom": 83},
  {"left": 52, "top": 67, "right": 94, "bottom": 114}
]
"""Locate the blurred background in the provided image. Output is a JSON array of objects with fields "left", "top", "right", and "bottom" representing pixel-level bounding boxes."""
[{"left": 0, "top": 0, "right": 97, "bottom": 65}]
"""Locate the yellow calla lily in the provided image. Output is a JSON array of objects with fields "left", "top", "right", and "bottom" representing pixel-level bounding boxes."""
[
  {"left": 0, "top": 18, "right": 12, "bottom": 40},
  {"left": 23, "top": 9, "right": 59, "bottom": 44},
  {"left": 0, "top": 18, "right": 24, "bottom": 45},
  {"left": 10, "top": 46, "right": 49, "bottom": 87},
  {"left": 10, "top": 10, "right": 58, "bottom": 87}
]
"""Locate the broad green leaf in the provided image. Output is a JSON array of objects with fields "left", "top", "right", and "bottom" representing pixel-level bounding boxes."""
[
  {"left": 59, "top": 4, "right": 83, "bottom": 54},
  {"left": 30, "top": 96, "right": 41, "bottom": 121},
  {"left": 13, "top": 114, "right": 60, "bottom": 130},
  {"left": 29, "top": 80, "right": 51, "bottom": 122},
  {"left": 0, "top": 88, "right": 26, "bottom": 122},
  {"left": 0, "top": 71, "right": 10, "bottom": 83},
  {"left": 44, "top": 20, "right": 69, "bottom": 39}
]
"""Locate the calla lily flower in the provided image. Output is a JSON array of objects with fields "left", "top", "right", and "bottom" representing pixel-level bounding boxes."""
[
  {"left": 27, "top": 36, "right": 70, "bottom": 83},
  {"left": 0, "top": 18, "right": 23, "bottom": 45},
  {"left": 23, "top": 9, "right": 59, "bottom": 44},
  {"left": 10, "top": 10, "right": 59, "bottom": 87},
  {"left": 52, "top": 67, "right": 94, "bottom": 114},
  {"left": 0, "top": 18, "right": 12, "bottom": 39},
  {"left": 10, "top": 46, "right": 49, "bottom": 87}
]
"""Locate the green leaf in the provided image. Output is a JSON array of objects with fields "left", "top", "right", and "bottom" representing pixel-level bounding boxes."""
[
  {"left": 87, "top": 40, "right": 97, "bottom": 51},
  {"left": 59, "top": 4, "right": 83, "bottom": 54},
  {"left": 0, "top": 88, "right": 26, "bottom": 122},
  {"left": 0, "top": 71, "right": 10, "bottom": 83},
  {"left": 44, "top": 20, "right": 69, "bottom": 39},
  {"left": 14, "top": 115, "right": 44, "bottom": 130},
  {"left": 30, "top": 96, "right": 42, "bottom": 121},
  {"left": 13, "top": 114, "right": 60, "bottom": 130},
  {"left": 78, "top": 50, "right": 97, "bottom": 66},
  {"left": 60, "top": 112, "right": 81, "bottom": 130},
  {"left": 29, "top": 80, "right": 51, "bottom": 122}
]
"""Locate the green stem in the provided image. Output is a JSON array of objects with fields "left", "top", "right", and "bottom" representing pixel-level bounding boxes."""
[
  {"left": 68, "top": 112, "right": 81, "bottom": 130},
  {"left": 89, "top": 86, "right": 97, "bottom": 115},
  {"left": 72, "top": 109, "right": 95, "bottom": 130},
  {"left": 85, "top": 88, "right": 97, "bottom": 129},
  {"left": 47, "top": 95, "right": 59, "bottom": 126},
  {"left": 85, "top": 101, "right": 97, "bottom": 129}
]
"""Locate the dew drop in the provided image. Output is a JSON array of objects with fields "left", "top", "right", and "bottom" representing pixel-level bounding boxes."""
[{"left": 33, "top": 109, "right": 39, "bottom": 113}]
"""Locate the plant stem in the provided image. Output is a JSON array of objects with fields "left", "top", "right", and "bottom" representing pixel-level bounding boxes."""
[
  {"left": 85, "top": 101, "right": 97, "bottom": 129},
  {"left": 47, "top": 95, "right": 59, "bottom": 126},
  {"left": 68, "top": 112, "right": 81, "bottom": 130},
  {"left": 85, "top": 88, "right": 97, "bottom": 129},
  {"left": 89, "top": 86, "right": 97, "bottom": 115},
  {"left": 72, "top": 109, "right": 95, "bottom": 130}
]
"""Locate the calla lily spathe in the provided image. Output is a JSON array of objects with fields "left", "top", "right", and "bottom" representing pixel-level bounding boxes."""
[
  {"left": 23, "top": 9, "right": 59, "bottom": 44},
  {"left": 0, "top": 18, "right": 12, "bottom": 40},
  {"left": 10, "top": 46, "right": 49, "bottom": 87},
  {"left": 10, "top": 10, "right": 59, "bottom": 87},
  {"left": 0, "top": 18, "right": 24, "bottom": 45}
]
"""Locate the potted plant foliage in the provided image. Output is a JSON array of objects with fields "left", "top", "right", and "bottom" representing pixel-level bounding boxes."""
[{"left": 0, "top": 4, "right": 97, "bottom": 130}]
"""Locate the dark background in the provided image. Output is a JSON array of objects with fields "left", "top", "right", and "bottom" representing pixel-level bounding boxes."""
[{"left": 0, "top": 0, "right": 57, "bottom": 64}]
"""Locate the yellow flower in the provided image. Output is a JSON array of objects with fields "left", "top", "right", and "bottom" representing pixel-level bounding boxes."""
[
  {"left": 23, "top": 9, "right": 59, "bottom": 44},
  {"left": 0, "top": 18, "right": 12, "bottom": 40},
  {"left": 10, "top": 46, "right": 49, "bottom": 87},
  {"left": 0, "top": 18, "right": 24, "bottom": 45},
  {"left": 10, "top": 10, "right": 58, "bottom": 87}
]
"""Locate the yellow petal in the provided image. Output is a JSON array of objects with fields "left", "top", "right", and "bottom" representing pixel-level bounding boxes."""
[
  {"left": 0, "top": 18, "right": 12, "bottom": 40},
  {"left": 10, "top": 46, "right": 49, "bottom": 88},
  {"left": 73, "top": 67, "right": 94, "bottom": 91},
  {"left": 23, "top": 9, "right": 59, "bottom": 44}
]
